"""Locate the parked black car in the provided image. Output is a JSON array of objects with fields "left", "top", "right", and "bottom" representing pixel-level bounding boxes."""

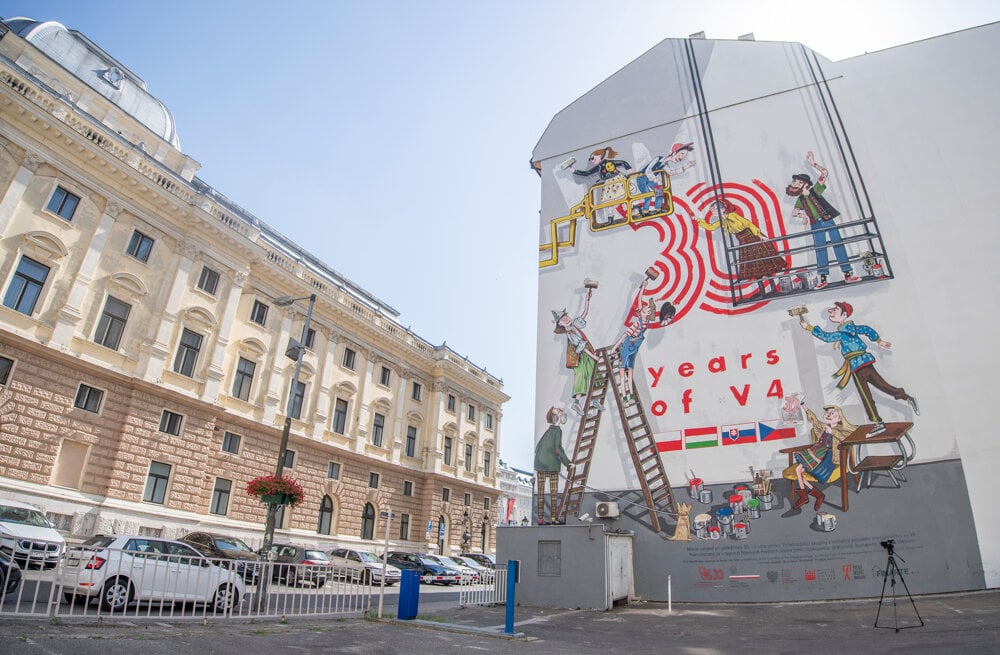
[
  {"left": 1, "top": 550, "right": 22, "bottom": 596},
  {"left": 267, "top": 543, "right": 331, "bottom": 587},
  {"left": 384, "top": 551, "right": 461, "bottom": 585},
  {"left": 179, "top": 531, "right": 261, "bottom": 582}
]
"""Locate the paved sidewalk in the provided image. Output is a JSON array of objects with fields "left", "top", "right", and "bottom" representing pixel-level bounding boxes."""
[{"left": 1, "top": 591, "right": 998, "bottom": 654}]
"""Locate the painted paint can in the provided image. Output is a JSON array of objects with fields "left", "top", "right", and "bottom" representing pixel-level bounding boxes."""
[
  {"left": 708, "top": 526, "right": 721, "bottom": 540},
  {"left": 873, "top": 262, "right": 885, "bottom": 278},
  {"left": 694, "top": 513, "right": 711, "bottom": 539},
  {"left": 733, "top": 522, "right": 748, "bottom": 539},
  {"left": 738, "top": 489, "right": 753, "bottom": 505},
  {"left": 815, "top": 512, "right": 837, "bottom": 531},
  {"left": 758, "top": 493, "right": 774, "bottom": 511},
  {"left": 688, "top": 477, "right": 704, "bottom": 499},
  {"left": 747, "top": 498, "right": 761, "bottom": 519},
  {"left": 779, "top": 276, "right": 792, "bottom": 293},
  {"left": 716, "top": 507, "right": 734, "bottom": 535},
  {"left": 699, "top": 488, "right": 713, "bottom": 504},
  {"left": 729, "top": 494, "right": 744, "bottom": 514}
]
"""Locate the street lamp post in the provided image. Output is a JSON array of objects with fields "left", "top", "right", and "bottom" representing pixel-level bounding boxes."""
[
  {"left": 378, "top": 508, "right": 393, "bottom": 618},
  {"left": 257, "top": 293, "right": 316, "bottom": 610}
]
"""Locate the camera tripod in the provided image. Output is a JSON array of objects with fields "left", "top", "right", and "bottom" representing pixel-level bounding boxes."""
[{"left": 875, "top": 544, "right": 924, "bottom": 632}]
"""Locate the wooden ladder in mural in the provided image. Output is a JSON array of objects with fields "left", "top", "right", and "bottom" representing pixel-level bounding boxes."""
[{"left": 555, "top": 347, "right": 677, "bottom": 532}]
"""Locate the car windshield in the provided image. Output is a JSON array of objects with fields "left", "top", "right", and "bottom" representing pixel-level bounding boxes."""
[
  {"left": 438, "top": 556, "right": 464, "bottom": 567},
  {"left": 303, "top": 550, "right": 329, "bottom": 561},
  {"left": 214, "top": 537, "right": 254, "bottom": 552},
  {"left": 417, "top": 555, "right": 442, "bottom": 566},
  {"left": 0, "top": 505, "right": 52, "bottom": 527},
  {"left": 82, "top": 536, "right": 117, "bottom": 548},
  {"left": 357, "top": 552, "right": 380, "bottom": 563}
]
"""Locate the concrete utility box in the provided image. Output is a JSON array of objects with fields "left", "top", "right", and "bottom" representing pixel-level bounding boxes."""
[{"left": 497, "top": 525, "right": 633, "bottom": 610}]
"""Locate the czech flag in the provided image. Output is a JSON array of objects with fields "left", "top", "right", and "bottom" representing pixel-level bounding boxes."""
[
  {"left": 655, "top": 430, "right": 683, "bottom": 452},
  {"left": 684, "top": 426, "right": 719, "bottom": 449},
  {"left": 758, "top": 419, "right": 797, "bottom": 441},
  {"left": 722, "top": 422, "right": 757, "bottom": 445}
]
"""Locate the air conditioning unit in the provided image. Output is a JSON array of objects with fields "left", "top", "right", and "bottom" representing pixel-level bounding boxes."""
[{"left": 595, "top": 501, "right": 620, "bottom": 518}]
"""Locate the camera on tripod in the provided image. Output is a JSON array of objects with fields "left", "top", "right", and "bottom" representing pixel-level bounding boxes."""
[{"left": 880, "top": 539, "right": 895, "bottom": 551}]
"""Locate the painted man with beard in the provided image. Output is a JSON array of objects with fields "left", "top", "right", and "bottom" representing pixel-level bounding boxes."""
[{"left": 786, "top": 151, "right": 860, "bottom": 289}]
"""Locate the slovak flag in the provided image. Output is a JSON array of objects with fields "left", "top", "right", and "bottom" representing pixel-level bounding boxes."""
[
  {"left": 722, "top": 423, "right": 757, "bottom": 446},
  {"left": 655, "top": 430, "right": 683, "bottom": 452},
  {"left": 684, "top": 426, "right": 719, "bottom": 449},
  {"left": 758, "top": 419, "right": 798, "bottom": 442}
]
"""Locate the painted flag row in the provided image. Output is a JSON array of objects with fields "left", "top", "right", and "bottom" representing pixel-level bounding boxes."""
[{"left": 655, "top": 420, "right": 797, "bottom": 452}]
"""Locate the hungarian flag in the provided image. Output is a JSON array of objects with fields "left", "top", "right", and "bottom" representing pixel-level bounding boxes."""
[
  {"left": 684, "top": 426, "right": 718, "bottom": 449},
  {"left": 722, "top": 422, "right": 757, "bottom": 445},
  {"left": 655, "top": 430, "right": 683, "bottom": 452},
  {"left": 758, "top": 419, "right": 797, "bottom": 441}
]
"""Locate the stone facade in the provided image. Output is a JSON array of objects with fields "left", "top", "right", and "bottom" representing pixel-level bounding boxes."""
[{"left": 0, "top": 18, "right": 507, "bottom": 555}]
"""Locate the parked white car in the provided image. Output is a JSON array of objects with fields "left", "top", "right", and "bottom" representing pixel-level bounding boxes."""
[
  {"left": 328, "top": 548, "right": 402, "bottom": 585},
  {"left": 425, "top": 554, "right": 479, "bottom": 584},
  {"left": 0, "top": 500, "right": 66, "bottom": 569},
  {"left": 60, "top": 535, "right": 245, "bottom": 613},
  {"left": 451, "top": 555, "right": 495, "bottom": 583}
]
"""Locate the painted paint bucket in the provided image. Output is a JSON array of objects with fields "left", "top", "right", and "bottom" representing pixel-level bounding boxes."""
[
  {"left": 758, "top": 493, "right": 774, "bottom": 511},
  {"left": 708, "top": 526, "right": 721, "bottom": 540},
  {"left": 729, "top": 494, "right": 744, "bottom": 513},
  {"left": 733, "top": 522, "right": 748, "bottom": 539},
  {"left": 694, "top": 513, "right": 711, "bottom": 539},
  {"left": 747, "top": 498, "right": 761, "bottom": 519},
  {"left": 688, "top": 477, "right": 704, "bottom": 499},
  {"left": 716, "top": 507, "right": 734, "bottom": 535},
  {"left": 738, "top": 489, "right": 753, "bottom": 505},
  {"left": 815, "top": 512, "right": 837, "bottom": 531},
  {"left": 699, "top": 488, "right": 713, "bottom": 504}
]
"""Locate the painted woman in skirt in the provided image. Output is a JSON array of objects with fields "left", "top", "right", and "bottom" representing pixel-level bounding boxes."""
[
  {"left": 694, "top": 198, "right": 787, "bottom": 292},
  {"left": 792, "top": 399, "right": 857, "bottom": 511}
]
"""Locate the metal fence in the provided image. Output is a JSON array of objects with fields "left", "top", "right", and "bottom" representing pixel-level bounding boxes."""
[{"left": 459, "top": 563, "right": 506, "bottom": 607}]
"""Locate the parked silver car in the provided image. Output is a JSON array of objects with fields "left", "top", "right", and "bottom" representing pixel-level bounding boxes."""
[
  {"left": 60, "top": 535, "right": 245, "bottom": 612},
  {"left": 0, "top": 500, "right": 66, "bottom": 569},
  {"left": 328, "top": 548, "right": 401, "bottom": 585},
  {"left": 425, "top": 554, "right": 478, "bottom": 584},
  {"left": 451, "top": 555, "right": 495, "bottom": 583}
]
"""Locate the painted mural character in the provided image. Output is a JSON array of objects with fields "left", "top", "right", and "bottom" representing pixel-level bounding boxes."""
[
  {"left": 534, "top": 406, "right": 572, "bottom": 525},
  {"left": 636, "top": 143, "right": 695, "bottom": 215},
  {"left": 552, "top": 283, "right": 601, "bottom": 416},
  {"left": 695, "top": 198, "right": 787, "bottom": 290},
  {"left": 799, "top": 301, "right": 919, "bottom": 436},
  {"left": 785, "top": 151, "right": 860, "bottom": 289},
  {"left": 573, "top": 146, "right": 632, "bottom": 226},
  {"left": 612, "top": 276, "right": 676, "bottom": 404},
  {"left": 791, "top": 399, "right": 858, "bottom": 510}
]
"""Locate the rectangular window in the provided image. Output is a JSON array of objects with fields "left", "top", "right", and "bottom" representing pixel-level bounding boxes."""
[
  {"left": 369, "top": 472, "right": 380, "bottom": 489},
  {"left": 372, "top": 413, "right": 385, "bottom": 447},
  {"left": 327, "top": 461, "right": 341, "bottom": 479},
  {"left": 447, "top": 394, "right": 456, "bottom": 412},
  {"left": 159, "top": 410, "right": 183, "bottom": 436},
  {"left": 342, "top": 347, "right": 356, "bottom": 370},
  {"left": 232, "top": 356, "right": 256, "bottom": 401},
  {"left": 403, "top": 480, "right": 413, "bottom": 496},
  {"left": 467, "top": 405, "right": 476, "bottom": 421},
  {"left": 73, "top": 383, "right": 104, "bottom": 413},
  {"left": 221, "top": 431, "right": 241, "bottom": 454},
  {"left": 249, "top": 299, "right": 269, "bottom": 326},
  {"left": 173, "top": 328, "right": 203, "bottom": 377},
  {"left": 442, "top": 487, "right": 451, "bottom": 503},
  {"left": 283, "top": 449, "right": 295, "bottom": 469},
  {"left": 0, "top": 356, "right": 13, "bottom": 386},
  {"left": 399, "top": 513, "right": 410, "bottom": 541},
  {"left": 303, "top": 327, "right": 316, "bottom": 350},
  {"left": 94, "top": 296, "right": 130, "bottom": 350},
  {"left": 484, "top": 451, "right": 493, "bottom": 477},
  {"left": 379, "top": 365, "right": 391, "bottom": 386},
  {"left": 143, "top": 461, "right": 170, "bottom": 504},
  {"left": 465, "top": 444, "right": 474, "bottom": 472},
  {"left": 484, "top": 497, "right": 491, "bottom": 511},
  {"left": 46, "top": 185, "right": 81, "bottom": 221},
  {"left": 412, "top": 382, "right": 422, "bottom": 401},
  {"left": 405, "top": 425, "right": 417, "bottom": 458},
  {"left": 210, "top": 478, "right": 231, "bottom": 516},
  {"left": 486, "top": 412, "right": 494, "bottom": 430},
  {"left": 464, "top": 493, "right": 471, "bottom": 507},
  {"left": 443, "top": 436, "right": 453, "bottom": 466},
  {"left": 289, "top": 380, "right": 305, "bottom": 419},
  {"left": 332, "top": 398, "right": 348, "bottom": 434},
  {"left": 3, "top": 256, "right": 49, "bottom": 315},
  {"left": 197, "top": 266, "right": 220, "bottom": 295},
  {"left": 126, "top": 229, "right": 154, "bottom": 262}
]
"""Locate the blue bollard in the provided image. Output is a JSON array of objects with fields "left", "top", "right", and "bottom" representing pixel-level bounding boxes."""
[
  {"left": 504, "top": 559, "right": 519, "bottom": 634},
  {"left": 397, "top": 570, "right": 420, "bottom": 620}
]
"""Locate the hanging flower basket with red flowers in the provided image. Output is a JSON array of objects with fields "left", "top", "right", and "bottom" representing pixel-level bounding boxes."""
[{"left": 246, "top": 474, "right": 305, "bottom": 507}]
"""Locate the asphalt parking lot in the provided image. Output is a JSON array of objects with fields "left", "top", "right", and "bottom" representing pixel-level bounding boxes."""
[{"left": 1, "top": 590, "right": 998, "bottom": 654}]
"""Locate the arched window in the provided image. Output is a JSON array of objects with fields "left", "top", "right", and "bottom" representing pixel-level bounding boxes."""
[
  {"left": 361, "top": 502, "right": 376, "bottom": 540},
  {"left": 317, "top": 495, "right": 334, "bottom": 535},
  {"left": 437, "top": 514, "right": 446, "bottom": 553}
]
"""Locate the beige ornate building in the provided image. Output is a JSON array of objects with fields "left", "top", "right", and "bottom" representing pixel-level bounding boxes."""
[{"left": 0, "top": 17, "right": 507, "bottom": 555}]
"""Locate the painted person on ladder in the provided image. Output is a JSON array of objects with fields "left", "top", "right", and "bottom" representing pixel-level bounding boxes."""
[
  {"left": 534, "top": 407, "right": 572, "bottom": 525},
  {"left": 612, "top": 273, "right": 676, "bottom": 405}
]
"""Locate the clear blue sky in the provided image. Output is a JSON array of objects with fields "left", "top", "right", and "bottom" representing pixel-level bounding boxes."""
[{"left": 7, "top": 1, "right": 997, "bottom": 470}]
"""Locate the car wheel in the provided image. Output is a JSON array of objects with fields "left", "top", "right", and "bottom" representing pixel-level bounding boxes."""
[
  {"left": 316, "top": 577, "right": 327, "bottom": 589},
  {"left": 100, "top": 577, "right": 132, "bottom": 612},
  {"left": 213, "top": 583, "right": 239, "bottom": 612},
  {"left": 63, "top": 592, "right": 87, "bottom": 605},
  {"left": 361, "top": 569, "right": 371, "bottom": 585},
  {"left": 288, "top": 569, "right": 299, "bottom": 586}
]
